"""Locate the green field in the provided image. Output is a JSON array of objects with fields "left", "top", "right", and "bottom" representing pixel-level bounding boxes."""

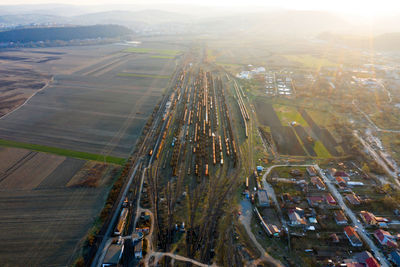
[
  {"left": 150, "top": 55, "right": 175, "bottom": 59},
  {"left": 0, "top": 139, "right": 126, "bottom": 165},
  {"left": 117, "top": 73, "right": 170, "bottom": 79},
  {"left": 273, "top": 104, "right": 309, "bottom": 127},
  {"left": 283, "top": 54, "right": 338, "bottom": 69},
  {"left": 123, "top": 47, "right": 181, "bottom": 55},
  {"left": 313, "top": 141, "right": 331, "bottom": 158}
]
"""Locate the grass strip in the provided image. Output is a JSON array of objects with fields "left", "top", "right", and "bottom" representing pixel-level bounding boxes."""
[
  {"left": 117, "top": 73, "right": 170, "bottom": 79},
  {"left": 313, "top": 140, "right": 332, "bottom": 158},
  {"left": 0, "top": 139, "right": 126, "bottom": 165},
  {"left": 150, "top": 55, "right": 175, "bottom": 59}
]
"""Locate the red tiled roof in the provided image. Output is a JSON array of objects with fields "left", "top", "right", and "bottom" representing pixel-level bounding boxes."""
[
  {"left": 325, "top": 193, "right": 336, "bottom": 205},
  {"left": 335, "top": 210, "right": 347, "bottom": 222},
  {"left": 335, "top": 171, "right": 349, "bottom": 177},
  {"left": 345, "top": 226, "right": 357, "bottom": 236},
  {"left": 311, "top": 177, "right": 325, "bottom": 189},
  {"left": 374, "top": 229, "right": 397, "bottom": 247},
  {"left": 360, "top": 211, "right": 375, "bottom": 224},
  {"left": 336, "top": 176, "right": 347, "bottom": 184},
  {"left": 346, "top": 193, "right": 361, "bottom": 205},
  {"left": 307, "top": 196, "right": 324, "bottom": 206},
  {"left": 346, "top": 264, "right": 365, "bottom": 267},
  {"left": 365, "top": 257, "right": 380, "bottom": 267}
]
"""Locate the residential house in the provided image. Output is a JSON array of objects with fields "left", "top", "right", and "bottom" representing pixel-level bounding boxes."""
[
  {"left": 325, "top": 193, "right": 337, "bottom": 206},
  {"left": 330, "top": 233, "right": 340, "bottom": 243},
  {"left": 345, "top": 193, "right": 361, "bottom": 205},
  {"left": 348, "top": 181, "right": 364, "bottom": 187},
  {"left": 257, "top": 189, "right": 270, "bottom": 207},
  {"left": 334, "top": 171, "right": 349, "bottom": 180},
  {"left": 288, "top": 208, "right": 307, "bottom": 226},
  {"left": 360, "top": 211, "right": 377, "bottom": 225},
  {"left": 390, "top": 250, "right": 400, "bottom": 266},
  {"left": 334, "top": 210, "right": 348, "bottom": 225},
  {"left": 306, "top": 166, "right": 317, "bottom": 177},
  {"left": 311, "top": 177, "right": 326, "bottom": 190},
  {"left": 336, "top": 176, "right": 348, "bottom": 187},
  {"left": 376, "top": 216, "right": 390, "bottom": 228},
  {"left": 266, "top": 224, "right": 281, "bottom": 237},
  {"left": 307, "top": 196, "right": 325, "bottom": 207},
  {"left": 281, "top": 193, "right": 293, "bottom": 203},
  {"left": 354, "top": 251, "right": 381, "bottom": 267},
  {"left": 344, "top": 226, "right": 363, "bottom": 247},
  {"left": 308, "top": 217, "right": 318, "bottom": 224},
  {"left": 374, "top": 229, "right": 398, "bottom": 248}
]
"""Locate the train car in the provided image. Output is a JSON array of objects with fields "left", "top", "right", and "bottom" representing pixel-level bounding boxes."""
[{"left": 114, "top": 208, "right": 129, "bottom": 236}]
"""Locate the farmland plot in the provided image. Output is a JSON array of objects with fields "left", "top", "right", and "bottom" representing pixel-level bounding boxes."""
[
  {"left": 293, "top": 125, "right": 317, "bottom": 156},
  {"left": 254, "top": 100, "right": 306, "bottom": 156},
  {"left": 0, "top": 147, "right": 119, "bottom": 266},
  {"left": 298, "top": 109, "right": 341, "bottom": 156},
  {"left": 0, "top": 42, "right": 181, "bottom": 158}
]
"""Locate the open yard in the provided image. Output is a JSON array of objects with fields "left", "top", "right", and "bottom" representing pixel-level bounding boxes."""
[
  {"left": 254, "top": 99, "right": 335, "bottom": 158},
  {"left": 254, "top": 100, "right": 306, "bottom": 156},
  {"left": 0, "top": 147, "right": 120, "bottom": 266},
  {"left": 273, "top": 104, "right": 308, "bottom": 127},
  {"left": 283, "top": 54, "right": 339, "bottom": 69}
]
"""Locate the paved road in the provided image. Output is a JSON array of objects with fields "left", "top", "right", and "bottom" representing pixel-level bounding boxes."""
[{"left": 315, "top": 165, "right": 390, "bottom": 267}]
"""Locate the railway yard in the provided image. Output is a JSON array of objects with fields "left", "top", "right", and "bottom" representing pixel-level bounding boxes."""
[
  {"left": 92, "top": 46, "right": 250, "bottom": 266},
  {"left": 93, "top": 38, "right": 400, "bottom": 267},
  {"left": 1, "top": 32, "right": 400, "bottom": 267}
]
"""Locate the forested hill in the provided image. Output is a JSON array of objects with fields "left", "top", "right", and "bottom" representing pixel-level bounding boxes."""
[{"left": 0, "top": 24, "right": 132, "bottom": 43}]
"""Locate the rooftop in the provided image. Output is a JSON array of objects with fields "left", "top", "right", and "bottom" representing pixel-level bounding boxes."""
[{"left": 103, "top": 243, "right": 124, "bottom": 265}]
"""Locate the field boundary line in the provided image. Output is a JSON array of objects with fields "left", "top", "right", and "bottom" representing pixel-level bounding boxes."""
[{"left": 0, "top": 139, "right": 126, "bottom": 165}]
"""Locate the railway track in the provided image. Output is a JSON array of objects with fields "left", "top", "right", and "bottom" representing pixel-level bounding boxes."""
[{"left": 89, "top": 55, "right": 187, "bottom": 267}]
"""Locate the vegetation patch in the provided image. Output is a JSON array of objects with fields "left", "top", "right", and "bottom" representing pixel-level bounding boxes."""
[
  {"left": 0, "top": 139, "right": 125, "bottom": 165},
  {"left": 273, "top": 104, "right": 308, "bottom": 127},
  {"left": 313, "top": 140, "right": 332, "bottom": 158},
  {"left": 283, "top": 54, "right": 338, "bottom": 69},
  {"left": 150, "top": 55, "right": 175, "bottom": 59}
]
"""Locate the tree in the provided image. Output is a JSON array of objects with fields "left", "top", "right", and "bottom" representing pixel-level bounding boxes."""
[{"left": 361, "top": 163, "right": 370, "bottom": 174}]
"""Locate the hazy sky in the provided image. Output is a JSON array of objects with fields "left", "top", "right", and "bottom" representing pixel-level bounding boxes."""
[{"left": 0, "top": 0, "right": 399, "bottom": 17}]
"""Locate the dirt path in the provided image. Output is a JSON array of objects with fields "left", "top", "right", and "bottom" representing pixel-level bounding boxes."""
[
  {"left": 352, "top": 99, "right": 400, "bottom": 133},
  {"left": 239, "top": 199, "right": 282, "bottom": 267},
  {"left": 0, "top": 76, "right": 54, "bottom": 120},
  {"left": 141, "top": 207, "right": 216, "bottom": 267}
]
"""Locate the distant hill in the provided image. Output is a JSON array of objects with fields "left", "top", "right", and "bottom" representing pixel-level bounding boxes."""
[
  {"left": 0, "top": 14, "right": 68, "bottom": 25},
  {"left": 71, "top": 9, "right": 192, "bottom": 26},
  {"left": 192, "top": 10, "right": 351, "bottom": 37},
  {"left": 0, "top": 24, "right": 132, "bottom": 43},
  {"left": 317, "top": 32, "right": 400, "bottom": 51}
]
